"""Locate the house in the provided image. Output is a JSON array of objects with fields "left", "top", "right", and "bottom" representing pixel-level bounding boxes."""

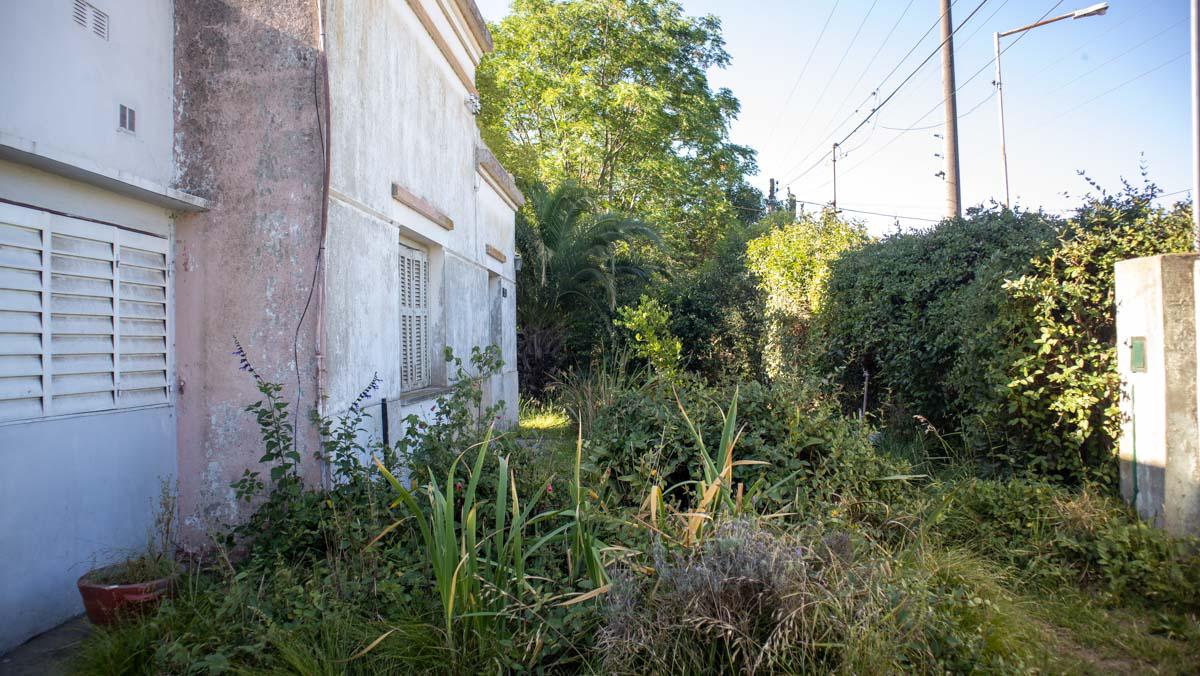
[{"left": 0, "top": 0, "right": 521, "bottom": 652}]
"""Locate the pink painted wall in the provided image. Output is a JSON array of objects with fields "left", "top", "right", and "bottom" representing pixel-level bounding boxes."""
[{"left": 172, "top": 0, "right": 324, "bottom": 544}]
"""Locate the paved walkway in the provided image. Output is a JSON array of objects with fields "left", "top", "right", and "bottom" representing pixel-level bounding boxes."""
[{"left": 0, "top": 617, "right": 90, "bottom": 676}]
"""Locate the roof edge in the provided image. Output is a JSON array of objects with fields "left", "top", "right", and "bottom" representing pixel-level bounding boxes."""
[{"left": 453, "top": 0, "right": 494, "bottom": 53}]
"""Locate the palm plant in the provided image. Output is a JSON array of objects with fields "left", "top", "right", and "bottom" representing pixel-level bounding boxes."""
[{"left": 516, "top": 180, "right": 659, "bottom": 396}]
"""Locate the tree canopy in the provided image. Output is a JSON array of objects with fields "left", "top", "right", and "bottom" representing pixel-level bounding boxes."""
[{"left": 479, "top": 0, "right": 758, "bottom": 264}]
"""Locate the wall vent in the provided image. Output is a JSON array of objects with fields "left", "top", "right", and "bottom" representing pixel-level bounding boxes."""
[
  {"left": 73, "top": 0, "right": 109, "bottom": 40},
  {"left": 119, "top": 104, "right": 136, "bottom": 133}
]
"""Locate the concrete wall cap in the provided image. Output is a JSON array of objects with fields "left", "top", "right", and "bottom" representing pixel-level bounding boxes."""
[
  {"left": 475, "top": 145, "right": 524, "bottom": 208},
  {"left": 454, "top": 0, "right": 494, "bottom": 52}
]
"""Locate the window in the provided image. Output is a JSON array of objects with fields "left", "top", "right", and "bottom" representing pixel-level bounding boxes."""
[
  {"left": 398, "top": 243, "right": 429, "bottom": 391},
  {"left": 0, "top": 203, "right": 170, "bottom": 422}
]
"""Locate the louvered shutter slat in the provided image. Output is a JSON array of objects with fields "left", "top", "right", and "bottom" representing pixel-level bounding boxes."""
[
  {"left": 0, "top": 206, "right": 173, "bottom": 421},
  {"left": 116, "top": 233, "right": 169, "bottom": 407},
  {"left": 399, "top": 245, "right": 430, "bottom": 391},
  {"left": 45, "top": 221, "right": 114, "bottom": 415},
  {"left": 0, "top": 210, "right": 45, "bottom": 421}
]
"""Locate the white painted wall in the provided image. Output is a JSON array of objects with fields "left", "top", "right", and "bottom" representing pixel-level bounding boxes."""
[
  {"left": 0, "top": 183, "right": 176, "bottom": 652},
  {"left": 0, "top": 0, "right": 175, "bottom": 187},
  {"left": 0, "top": 0, "right": 178, "bottom": 651},
  {"left": 323, "top": 0, "right": 518, "bottom": 423},
  {"left": 0, "top": 407, "right": 177, "bottom": 651}
]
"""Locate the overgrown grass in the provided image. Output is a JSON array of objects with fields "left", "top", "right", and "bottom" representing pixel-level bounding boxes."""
[{"left": 74, "top": 363, "right": 1200, "bottom": 674}]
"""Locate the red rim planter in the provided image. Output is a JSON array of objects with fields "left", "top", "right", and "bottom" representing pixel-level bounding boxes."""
[{"left": 76, "top": 565, "right": 176, "bottom": 626}]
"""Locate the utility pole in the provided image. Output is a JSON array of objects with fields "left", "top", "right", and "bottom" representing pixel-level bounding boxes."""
[
  {"left": 940, "top": 0, "right": 963, "bottom": 218},
  {"left": 831, "top": 142, "right": 839, "bottom": 212}
]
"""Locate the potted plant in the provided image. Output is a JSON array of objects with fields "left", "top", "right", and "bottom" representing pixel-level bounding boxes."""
[{"left": 77, "top": 481, "right": 180, "bottom": 625}]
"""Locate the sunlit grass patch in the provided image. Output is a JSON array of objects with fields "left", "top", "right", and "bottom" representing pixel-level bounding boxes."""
[{"left": 519, "top": 400, "right": 571, "bottom": 433}]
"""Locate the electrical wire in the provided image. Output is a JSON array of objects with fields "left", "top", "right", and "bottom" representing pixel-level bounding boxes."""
[
  {"left": 765, "top": 0, "right": 842, "bottom": 147},
  {"left": 1052, "top": 50, "right": 1188, "bottom": 122},
  {"left": 784, "top": 0, "right": 991, "bottom": 187},
  {"left": 880, "top": 89, "right": 994, "bottom": 132},
  {"left": 779, "top": 1, "right": 945, "bottom": 181},
  {"left": 791, "top": 198, "right": 942, "bottom": 222},
  {"left": 829, "top": 0, "right": 918, "bottom": 128},
  {"left": 816, "top": 0, "right": 1071, "bottom": 188},
  {"left": 777, "top": 0, "right": 916, "bottom": 184},
  {"left": 834, "top": 0, "right": 989, "bottom": 149},
  {"left": 1055, "top": 18, "right": 1185, "bottom": 92},
  {"left": 786, "top": 0, "right": 882, "bottom": 153}
]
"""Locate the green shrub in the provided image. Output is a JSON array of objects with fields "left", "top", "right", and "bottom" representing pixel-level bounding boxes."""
[
  {"left": 994, "top": 181, "right": 1193, "bottom": 483},
  {"left": 658, "top": 218, "right": 767, "bottom": 381},
  {"left": 615, "top": 294, "right": 682, "bottom": 379},
  {"left": 583, "top": 375, "right": 911, "bottom": 517},
  {"left": 746, "top": 209, "right": 870, "bottom": 379},
  {"left": 817, "top": 182, "right": 1194, "bottom": 484},
  {"left": 816, "top": 207, "right": 1057, "bottom": 432}
]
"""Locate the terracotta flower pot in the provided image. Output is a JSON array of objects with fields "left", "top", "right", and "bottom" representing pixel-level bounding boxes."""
[{"left": 76, "top": 565, "right": 175, "bottom": 626}]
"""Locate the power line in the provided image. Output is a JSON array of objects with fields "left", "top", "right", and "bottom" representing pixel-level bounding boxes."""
[
  {"left": 786, "top": 0, "right": 882, "bottom": 154},
  {"left": 1052, "top": 51, "right": 1188, "bottom": 122},
  {"left": 1056, "top": 19, "right": 1185, "bottom": 92},
  {"left": 880, "top": 89, "right": 994, "bottom": 132},
  {"left": 776, "top": 1, "right": 917, "bottom": 185},
  {"left": 792, "top": 198, "right": 942, "bottom": 222},
  {"left": 765, "top": 1, "right": 841, "bottom": 147},
  {"left": 784, "top": 0, "right": 991, "bottom": 187},
  {"left": 834, "top": 0, "right": 989, "bottom": 149},
  {"left": 780, "top": 1, "right": 946, "bottom": 181},
  {"left": 829, "top": 0, "right": 918, "bottom": 128},
  {"left": 818, "top": 0, "right": 1072, "bottom": 188}
]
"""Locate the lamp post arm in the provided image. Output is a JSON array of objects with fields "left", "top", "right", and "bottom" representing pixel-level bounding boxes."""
[{"left": 997, "top": 12, "right": 1076, "bottom": 38}]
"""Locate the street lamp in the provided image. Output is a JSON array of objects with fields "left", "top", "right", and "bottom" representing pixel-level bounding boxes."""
[{"left": 994, "top": 3, "right": 1109, "bottom": 207}]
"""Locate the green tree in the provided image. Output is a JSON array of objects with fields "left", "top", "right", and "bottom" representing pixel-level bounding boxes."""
[
  {"left": 516, "top": 181, "right": 659, "bottom": 396},
  {"left": 479, "top": 0, "right": 756, "bottom": 265},
  {"left": 745, "top": 210, "right": 869, "bottom": 379}
]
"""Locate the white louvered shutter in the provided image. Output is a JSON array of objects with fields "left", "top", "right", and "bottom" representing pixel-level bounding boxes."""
[
  {"left": 0, "top": 203, "right": 170, "bottom": 422},
  {"left": 0, "top": 204, "right": 50, "bottom": 421},
  {"left": 399, "top": 244, "right": 430, "bottom": 391},
  {"left": 116, "top": 230, "right": 170, "bottom": 407}
]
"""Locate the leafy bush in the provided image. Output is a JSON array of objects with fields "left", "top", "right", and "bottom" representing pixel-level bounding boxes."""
[
  {"left": 817, "top": 183, "right": 1193, "bottom": 483},
  {"left": 816, "top": 207, "right": 1057, "bottom": 432},
  {"left": 746, "top": 209, "right": 870, "bottom": 379},
  {"left": 994, "top": 181, "right": 1193, "bottom": 483},
  {"left": 658, "top": 219, "right": 767, "bottom": 381},
  {"left": 582, "top": 375, "right": 910, "bottom": 516},
  {"left": 615, "top": 294, "right": 682, "bottom": 379}
]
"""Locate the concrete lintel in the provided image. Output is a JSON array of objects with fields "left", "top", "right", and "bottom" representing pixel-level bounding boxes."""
[
  {"left": 452, "top": 0, "right": 494, "bottom": 52},
  {"left": 0, "top": 133, "right": 209, "bottom": 212},
  {"left": 475, "top": 145, "right": 524, "bottom": 209},
  {"left": 485, "top": 243, "right": 507, "bottom": 263},
  {"left": 406, "top": 0, "right": 480, "bottom": 95},
  {"left": 391, "top": 182, "right": 454, "bottom": 231}
]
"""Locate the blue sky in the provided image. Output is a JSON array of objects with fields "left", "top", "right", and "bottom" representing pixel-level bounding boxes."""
[{"left": 474, "top": 0, "right": 1192, "bottom": 233}]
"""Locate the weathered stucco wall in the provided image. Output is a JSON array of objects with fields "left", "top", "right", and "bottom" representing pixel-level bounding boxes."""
[
  {"left": 172, "top": 0, "right": 324, "bottom": 542},
  {"left": 323, "top": 0, "right": 518, "bottom": 424}
]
